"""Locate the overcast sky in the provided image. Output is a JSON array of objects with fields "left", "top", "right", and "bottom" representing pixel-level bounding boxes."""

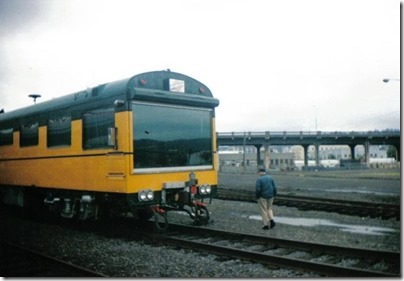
[{"left": 0, "top": 0, "right": 401, "bottom": 132}]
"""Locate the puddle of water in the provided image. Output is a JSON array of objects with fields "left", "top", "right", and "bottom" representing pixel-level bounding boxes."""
[{"left": 247, "top": 215, "right": 398, "bottom": 236}]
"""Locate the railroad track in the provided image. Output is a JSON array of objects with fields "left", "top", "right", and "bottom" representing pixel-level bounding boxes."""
[
  {"left": 1, "top": 210, "right": 399, "bottom": 278},
  {"left": 0, "top": 241, "right": 108, "bottom": 277},
  {"left": 148, "top": 223, "right": 400, "bottom": 277},
  {"left": 217, "top": 188, "right": 400, "bottom": 220}
]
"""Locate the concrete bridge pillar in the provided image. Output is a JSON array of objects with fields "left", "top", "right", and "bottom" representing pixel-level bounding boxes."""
[
  {"left": 302, "top": 144, "right": 309, "bottom": 167},
  {"left": 391, "top": 142, "right": 401, "bottom": 162},
  {"left": 348, "top": 144, "right": 356, "bottom": 159},
  {"left": 254, "top": 144, "right": 262, "bottom": 167},
  {"left": 396, "top": 145, "right": 401, "bottom": 162},
  {"left": 364, "top": 141, "right": 370, "bottom": 167},
  {"left": 315, "top": 142, "right": 320, "bottom": 166},
  {"left": 264, "top": 145, "right": 270, "bottom": 171}
]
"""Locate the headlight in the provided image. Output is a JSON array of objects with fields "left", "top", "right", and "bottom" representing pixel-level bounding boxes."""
[
  {"left": 138, "top": 189, "right": 154, "bottom": 202},
  {"left": 199, "top": 185, "right": 211, "bottom": 195},
  {"left": 200, "top": 185, "right": 206, "bottom": 194},
  {"left": 139, "top": 191, "right": 147, "bottom": 201},
  {"left": 146, "top": 191, "right": 154, "bottom": 200}
]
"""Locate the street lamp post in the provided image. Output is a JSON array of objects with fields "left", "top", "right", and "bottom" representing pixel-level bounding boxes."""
[
  {"left": 313, "top": 105, "right": 318, "bottom": 132},
  {"left": 383, "top": 77, "right": 400, "bottom": 163},
  {"left": 383, "top": 78, "right": 400, "bottom": 83},
  {"left": 28, "top": 94, "right": 41, "bottom": 104}
]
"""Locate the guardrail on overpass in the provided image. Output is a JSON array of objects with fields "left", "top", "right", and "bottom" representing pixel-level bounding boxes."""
[{"left": 217, "top": 130, "right": 400, "bottom": 167}]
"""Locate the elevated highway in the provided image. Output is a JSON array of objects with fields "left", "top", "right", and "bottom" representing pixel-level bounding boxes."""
[{"left": 217, "top": 131, "right": 400, "bottom": 168}]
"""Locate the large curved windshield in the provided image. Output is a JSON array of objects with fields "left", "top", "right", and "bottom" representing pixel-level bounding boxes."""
[{"left": 133, "top": 102, "right": 213, "bottom": 172}]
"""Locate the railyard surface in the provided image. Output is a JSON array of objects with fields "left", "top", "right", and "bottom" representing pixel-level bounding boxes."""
[
  {"left": 219, "top": 168, "right": 400, "bottom": 204},
  {"left": 203, "top": 169, "right": 400, "bottom": 252},
  {"left": 1, "top": 168, "right": 401, "bottom": 277}
]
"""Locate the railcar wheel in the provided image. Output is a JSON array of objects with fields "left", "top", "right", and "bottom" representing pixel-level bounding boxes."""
[
  {"left": 192, "top": 205, "right": 210, "bottom": 225},
  {"left": 153, "top": 209, "right": 169, "bottom": 231},
  {"left": 137, "top": 207, "right": 154, "bottom": 222}
]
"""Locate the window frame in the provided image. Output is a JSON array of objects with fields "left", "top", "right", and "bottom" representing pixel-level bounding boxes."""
[
  {"left": 47, "top": 116, "right": 72, "bottom": 148},
  {"left": 0, "top": 128, "right": 14, "bottom": 146},
  {"left": 132, "top": 102, "right": 214, "bottom": 174},
  {"left": 20, "top": 122, "right": 39, "bottom": 147},
  {"left": 82, "top": 108, "right": 115, "bottom": 150}
]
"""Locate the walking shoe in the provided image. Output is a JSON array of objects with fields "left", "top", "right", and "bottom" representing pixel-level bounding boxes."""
[
  {"left": 270, "top": 220, "right": 276, "bottom": 229},
  {"left": 262, "top": 225, "right": 269, "bottom": 230}
]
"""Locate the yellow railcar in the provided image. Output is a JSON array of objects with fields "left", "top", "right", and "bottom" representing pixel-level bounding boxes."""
[{"left": 0, "top": 71, "right": 219, "bottom": 227}]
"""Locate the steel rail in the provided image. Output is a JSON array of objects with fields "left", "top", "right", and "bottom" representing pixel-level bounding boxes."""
[
  {"left": 149, "top": 223, "right": 400, "bottom": 277},
  {"left": 216, "top": 188, "right": 400, "bottom": 220}
]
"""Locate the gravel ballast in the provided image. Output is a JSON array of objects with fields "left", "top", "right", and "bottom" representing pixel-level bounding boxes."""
[{"left": 1, "top": 170, "right": 401, "bottom": 277}]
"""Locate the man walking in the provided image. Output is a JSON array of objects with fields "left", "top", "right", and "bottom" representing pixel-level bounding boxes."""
[{"left": 256, "top": 168, "right": 277, "bottom": 230}]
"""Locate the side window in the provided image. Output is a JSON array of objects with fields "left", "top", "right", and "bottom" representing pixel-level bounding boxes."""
[
  {"left": 83, "top": 108, "right": 114, "bottom": 149},
  {"left": 48, "top": 117, "right": 72, "bottom": 147},
  {"left": 20, "top": 122, "right": 39, "bottom": 147},
  {"left": 0, "top": 128, "right": 13, "bottom": 146}
]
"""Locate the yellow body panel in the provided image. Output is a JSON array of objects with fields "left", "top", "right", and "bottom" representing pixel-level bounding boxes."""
[
  {"left": 0, "top": 112, "right": 218, "bottom": 195},
  {"left": 126, "top": 170, "right": 217, "bottom": 194},
  {"left": 0, "top": 112, "right": 129, "bottom": 193}
]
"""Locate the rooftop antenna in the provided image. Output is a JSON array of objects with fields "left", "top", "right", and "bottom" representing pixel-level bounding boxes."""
[{"left": 28, "top": 94, "right": 41, "bottom": 104}]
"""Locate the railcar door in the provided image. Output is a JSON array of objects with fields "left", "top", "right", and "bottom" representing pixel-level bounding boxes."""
[{"left": 105, "top": 110, "right": 130, "bottom": 192}]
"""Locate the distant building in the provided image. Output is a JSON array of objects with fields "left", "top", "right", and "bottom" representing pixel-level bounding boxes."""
[
  {"left": 218, "top": 150, "right": 295, "bottom": 170},
  {"left": 304, "top": 145, "right": 388, "bottom": 160},
  {"left": 218, "top": 144, "right": 392, "bottom": 171}
]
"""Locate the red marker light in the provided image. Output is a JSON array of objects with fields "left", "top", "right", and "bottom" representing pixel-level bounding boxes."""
[
  {"left": 199, "top": 87, "right": 205, "bottom": 93},
  {"left": 140, "top": 78, "right": 147, "bottom": 86}
]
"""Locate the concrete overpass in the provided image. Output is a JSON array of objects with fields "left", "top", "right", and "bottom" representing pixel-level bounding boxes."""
[{"left": 217, "top": 131, "right": 400, "bottom": 169}]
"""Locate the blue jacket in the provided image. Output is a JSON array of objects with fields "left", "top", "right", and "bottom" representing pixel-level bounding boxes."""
[{"left": 256, "top": 174, "right": 277, "bottom": 199}]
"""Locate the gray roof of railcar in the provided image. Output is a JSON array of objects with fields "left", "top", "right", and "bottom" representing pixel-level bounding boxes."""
[{"left": 0, "top": 71, "right": 219, "bottom": 129}]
